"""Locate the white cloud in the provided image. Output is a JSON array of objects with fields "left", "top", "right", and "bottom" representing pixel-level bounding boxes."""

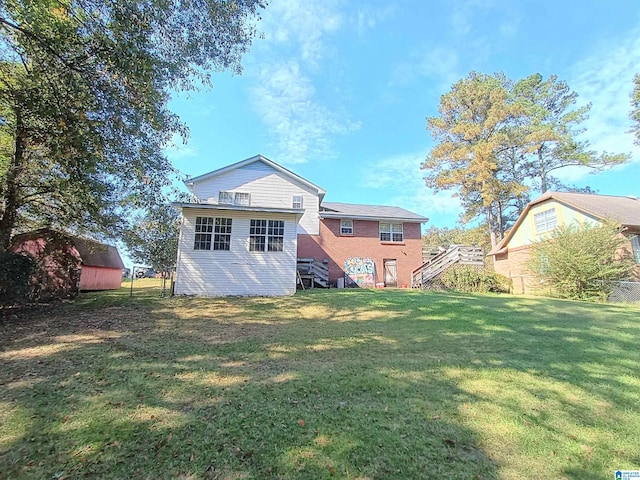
[
  {"left": 252, "top": 61, "right": 359, "bottom": 164},
  {"left": 361, "top": 152, "right": 463, "bottom": 220},
  {"left": 258, "top": 0, "right": 343, "bottom": 69},
  {"left": 556, "top": 28, "right": 640, "bottom": 182},
  {"left": 352, "top": 5, "right": 396, "bottom": 37},
  {"left": 389, "top": 46, "right": 461, "bottom": 90}
]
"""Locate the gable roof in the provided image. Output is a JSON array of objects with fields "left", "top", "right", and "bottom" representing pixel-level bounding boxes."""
[
  {"left": 73, "top": 237, "right": 125, "bottom": 269},
  {"left": 488, "top": 191, "right": 640, "bottom": 255},
  {"left": 320, "top": 202, "right": 428, "bottom": 223},
  {"left": 185, "top": 154, "right": 327, "bottom": 199},
  {"left": 11, "top": 228, "right": 125, "bottom": 269}
]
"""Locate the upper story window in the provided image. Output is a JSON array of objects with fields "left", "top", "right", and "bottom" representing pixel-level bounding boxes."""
[
  {"left": 194, "top": 217, "right": 214, "bottom": 250},
  {"left": 249, "top": 219, "right": 284, "bottom": 252},
  {"left": 218, "top": 191, "right": 234, "bottom": 204},
  {"left": 380, "top": 222, "right": 403, "bottom": 242},
  {"left": 631, "top": 235, "right": 640, "bottom": 264},
  {"left": 194, "top": 217, "right": 232, "bottom": 250},
  {"left": 534, "top": 208, "right": 557, "bottom": 234},
  {"left": 219, "top": 191, "right": 250, "bottom": 206},
  {"left": 234, "top": 192, "right": 250, "bottom": 206},
  {"left": 340, "top": 219, "right": 353, "bottom": 235},
  {"left": 292, "top": 195, "right": 303, "bottom": 209}
]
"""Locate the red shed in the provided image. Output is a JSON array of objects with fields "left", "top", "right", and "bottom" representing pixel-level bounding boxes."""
[{"left": 11, "top": 229, "right": 125, "bottom": 297}]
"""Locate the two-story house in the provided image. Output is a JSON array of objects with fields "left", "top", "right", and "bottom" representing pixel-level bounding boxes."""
[
  {"left": 488, "top": 191, "right": 640, "bottom": 294},
  {"left": 173, "top": 155, "right": 428, "bottom": 296}
]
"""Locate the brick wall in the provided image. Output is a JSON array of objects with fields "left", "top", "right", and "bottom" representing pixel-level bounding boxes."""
[
  {"left": 297, "top": 218, "right": 424, "bottom": 287},
  {"left": 494, "top": 234, "right": 640, "bottom": 294}
]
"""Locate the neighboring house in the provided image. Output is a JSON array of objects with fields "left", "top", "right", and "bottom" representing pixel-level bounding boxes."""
[
  {"left": 173, "top": 155, "right": 428, "bottom": 297},
  {"left": 10, "top": 229, "right": 125, "bottom": 299},
  {"left": 488, "top": 191, "right": 640, "bottom": 294}
]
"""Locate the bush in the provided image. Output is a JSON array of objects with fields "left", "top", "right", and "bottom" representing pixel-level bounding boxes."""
[
  {"left": 0, "top": 251, "right": 36, "bottom": 305},
  {"left": 527, "top": 220, "right": 633, "bottom": 302},
  {"left": 440, "top": 265, "right": 509, "bottom": 293}
]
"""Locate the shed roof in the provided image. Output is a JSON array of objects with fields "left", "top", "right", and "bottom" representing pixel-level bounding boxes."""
[
  {"left": 320, "top": 202, "right": 428, "bottom": 223},
  {"left": 11, "top": 229, "right": 124, "bottom": 269},
  {"left": 73, "top": 237, "right": 125, "bottom": 269}
]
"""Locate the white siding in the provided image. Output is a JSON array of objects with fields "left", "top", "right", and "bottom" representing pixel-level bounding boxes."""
[
  {"left": 175, "top": 208, "right": 298, "bottom": 297},
  {"left": 190, "top": 161, "right": 320, "bottom": 235}
]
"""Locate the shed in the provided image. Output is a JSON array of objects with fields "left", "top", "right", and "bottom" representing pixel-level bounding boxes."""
[{"left": 10, "top": 229, "right": 125, "bottom": 297}]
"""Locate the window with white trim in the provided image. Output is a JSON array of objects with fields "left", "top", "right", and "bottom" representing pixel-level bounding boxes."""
[
  {"left": 218, "top": 191, "right": 234, "bottom": 204},
  {"left": 249, "top": 219, "right": 285, "bottom": 252},
  {"left": 380, "top": 222, "right": 403, "bottom": 242},
  {"left": 213, "top": 218, "right": 232, "bottom": 251},
  {"left": 234, "top": 192, "right": 250, "bottom": 206},
  {"left": 340, "top": 219, "right": 353, "bottom": 235},
  {"left": 534, "top": 208, "right": 557, "bottom": 234},
  {"left": 292, "top": 195, "right": 303, "bottom": 209},
  {"left": 194, "top": 217, "right": 214, "bottom": 250},
  {"left": 218, "top": 191, "right": 250, "bottom": 206},
  {"left": 632, "top": 235, "right": 640, "bottom": 264}
]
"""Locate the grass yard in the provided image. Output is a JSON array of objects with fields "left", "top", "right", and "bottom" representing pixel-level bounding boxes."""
[{"left": 1, "top": 286, "right": 639, "bottom": 479}]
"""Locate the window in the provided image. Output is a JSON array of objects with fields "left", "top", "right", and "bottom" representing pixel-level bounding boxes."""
[
  {"left": 194, "top": 217, "right": 214, "bottom": 250},
  {"left": 250, "top": 219, "right": 284, "bottom": 252},
  {"left": 268, "top": 220, "right": 285, "bottom": 252},
  {"left": 234, "top": 192, "right": 250, "bottom": 206},
  {"left": 340, "top": 219, "right": 353, "bottom": 235},
  {"left": 632, "top": 235, "right": 640, "bottom": 264},
  {"left": 213, "top": 218, "right": 232, "bottom": 251},
  {"left": 292, "top": 195, "right": 303, "bottom": 209},
  {"left": 218, "top": 191, "right": 250, "bottom": 206},
  {"left": 218, "top": 191, "right": 234, "bottom": 204},
  {"left": 534, "top": 208, "right": 557, "bottom": 234},
  {"left": 380, "top": 222, "right": 403, "bottom": 242}
]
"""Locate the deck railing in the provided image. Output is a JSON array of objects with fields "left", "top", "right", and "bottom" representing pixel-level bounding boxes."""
[
  {"left": 297, "top": 258, "right": 329, "bottom": 288},
  {"left": 411, "top": 245, "right": 484, "bottom": 288}
]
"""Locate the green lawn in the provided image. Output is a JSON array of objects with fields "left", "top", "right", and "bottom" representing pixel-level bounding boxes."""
[{"left": 1, "top": 287, "right": 639, "bottom": 479}]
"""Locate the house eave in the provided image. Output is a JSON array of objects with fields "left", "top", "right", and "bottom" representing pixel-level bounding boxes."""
[
  {"left": 172, "top": 202, "right": 304, "bottom": 216},
  {"left": 320, "top": 212, "right": 429, "bottom": 223}
]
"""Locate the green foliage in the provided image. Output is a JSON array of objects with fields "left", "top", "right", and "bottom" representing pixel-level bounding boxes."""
[
  {"left": 631, "top": 74, "right": 640, "bottom": 145},
  {"left": 0, "top": 0, "right": 265, "bottom": 249},
  {"left": 440, "top": 265, "right": 509, "bottom": 293},
  {"left": 423, "top": 72, "right": 630, "bottom": 243},
  {"left": 0, "top": 251, "right": 35, "bottom": 304},
  {"left": 527, "top": 221, "right": 633, "bottom": 302},
  {"left": 422, "top": 225, "right": 491, "bottom": 252},
  {"left": 123, "top": 205, "right": 180, "bottom": 275}
]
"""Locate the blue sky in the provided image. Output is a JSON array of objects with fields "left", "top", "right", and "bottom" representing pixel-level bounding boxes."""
[{"left": 165, "top": 0, "right": 640, "bottom": 231}]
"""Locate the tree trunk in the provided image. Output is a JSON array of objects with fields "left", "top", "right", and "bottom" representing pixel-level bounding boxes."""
[
  {"left": 0, "top": 109, "right": 25, "bottom": 251},
  {"left": 538, "top": 148, "right": 548, "bottom": 193}
]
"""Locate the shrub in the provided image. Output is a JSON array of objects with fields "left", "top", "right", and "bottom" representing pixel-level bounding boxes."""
[
  {"left": 0, "top": 251, "right": 36, "bottom": 305},
  {"left": 527, "top": 220, "right": 633, "bottom": 302},
  {"left": 440, "top": 265, "right": 508, "bottom": 293}
]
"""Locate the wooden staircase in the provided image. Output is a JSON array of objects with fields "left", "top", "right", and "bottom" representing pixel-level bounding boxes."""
[
  {"left": 411, "top": 245, "right": 484, "bottom": 289},
  {"left": 297, "top": 258, "right": 329, "bottom": 288}
]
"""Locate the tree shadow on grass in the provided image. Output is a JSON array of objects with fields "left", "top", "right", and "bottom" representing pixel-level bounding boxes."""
[{"left": 1, "top": 288, "right": 639, "bottom": 479}]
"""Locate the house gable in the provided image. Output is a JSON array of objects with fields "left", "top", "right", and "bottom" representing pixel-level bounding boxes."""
[
  {"left": 490, "top": 191, "right": 640, "bottom": 293},
  {"left": 185, "top": 155, "right": 324, "bottom": 235}
]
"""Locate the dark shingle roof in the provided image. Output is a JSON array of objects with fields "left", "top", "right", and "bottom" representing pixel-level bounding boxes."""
[
  {"left": 541, "top": 191, "right": 640, "bottom": 226},
  {"left": 320, "top": 202, "right": 428, "bottom": 222},
  {"left": 73, "top": 237, "right": 125, "bottom": 269}
]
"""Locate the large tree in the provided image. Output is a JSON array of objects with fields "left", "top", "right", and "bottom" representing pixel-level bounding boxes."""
[
  {"left": 0, "top": 0, "right": 265, "bottom": 250},
  {"left": 631, "top": 74, "right": 640, "bottom": 144},
  {"left": 422, "top": 71, "right": 527, "bottom": 246},
  {"left": 513, "top": 73, "right": 627, "bottom": 193},
  {"left": 423, "top": 71, "right": 630, "bottom": 245}
]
